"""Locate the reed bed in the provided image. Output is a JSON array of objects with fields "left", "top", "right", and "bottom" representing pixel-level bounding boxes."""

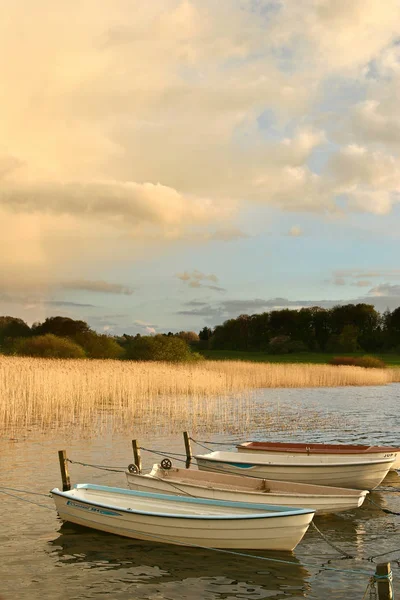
[{"left": 1, "top": 356, "right": 399, "bottom": 436}]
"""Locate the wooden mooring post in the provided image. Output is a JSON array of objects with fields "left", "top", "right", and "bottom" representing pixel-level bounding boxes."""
[
  {"left": 58, "top": 449, "right": 71, "bottom": 491},
  {"left": 183, "top": 431, "right": 192, "bottom": 467},
  {"left": 376, "top": 563, "right": 393, "bottom": 600},
  {"left": 132, "top": 439, "right": 142, "bottom": 473}
]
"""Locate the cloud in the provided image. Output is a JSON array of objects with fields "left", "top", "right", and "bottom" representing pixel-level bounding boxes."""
[
  {"left": 287, "top": 226, "right": 303, "bottom": 237},
  {"left": 2, "top": 0, "right": 400, "bottom": 300},
  {"left": 329, "top": 145, "right": 400, "bottom": 214},
  {"left": 177, "top": 291, "right": 400, "bottom": 325},
  {"left": 176, "top": 270, "right": 226, "bottom": 292},
  {"left": 60, "top": 279, "right": 134, "bottom": 295},
  {"left": 45, "top": 300, "right": 96, "bottom": 308},
  {"left": 332, "top": 269, "right": 400, "bottom": 287},
  {"left": 368, "top": 283, "right": 400, "bottom": 297},
  {"left": 1, "top": 180, "right": 233, "bottom": 230},
  {"left": 0, "top": 294, "right": 95, "bottom": 308},
  {"left": 350, "top": 100, "right": 400, "bottom": 147},
  {"left": 134, "top": 320, "right": 158, "bottom": 335}
]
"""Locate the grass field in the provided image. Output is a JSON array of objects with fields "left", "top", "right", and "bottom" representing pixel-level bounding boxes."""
[
  {"left": 199, "top": 350, "right": 400, "bottom": 367},
  {"left": 1, "top": 356, "right": 400, "bottom": 435}
]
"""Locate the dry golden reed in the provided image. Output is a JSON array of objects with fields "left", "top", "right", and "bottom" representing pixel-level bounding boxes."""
[{"left": 0, "top": 356, "right": 398, "bottom": 435}]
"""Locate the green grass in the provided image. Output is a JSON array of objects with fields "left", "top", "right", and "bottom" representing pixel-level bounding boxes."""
[{"left": 199, "top": 350, "right": 400, "bottom": 367}]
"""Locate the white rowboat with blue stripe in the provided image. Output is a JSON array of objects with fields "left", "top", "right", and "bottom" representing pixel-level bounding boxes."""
[{"left": 51, "top": 483, "right": 315, "bottom": 551}]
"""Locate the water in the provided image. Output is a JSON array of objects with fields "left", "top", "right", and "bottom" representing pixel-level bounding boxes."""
[{"left": 1, "top": 385, "right": 400, "bottom": 599}]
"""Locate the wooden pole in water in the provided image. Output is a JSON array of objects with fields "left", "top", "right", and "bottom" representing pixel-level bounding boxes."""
[
  {"left": 132, "top": 439, "right": 142, "bottom": 473},
  {"left": 183, "top": 431, "right": 192, "bottom": 467},
  {"left": 376, "top": 563, "right": 393, "bottom": 600},
  {"left": 58, "top": 450, "right": 71, "bottom": 491}
]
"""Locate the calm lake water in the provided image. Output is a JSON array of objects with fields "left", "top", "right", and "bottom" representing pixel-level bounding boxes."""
[{"left": 1, "top": 385, "right": 399, "bottom": 599}]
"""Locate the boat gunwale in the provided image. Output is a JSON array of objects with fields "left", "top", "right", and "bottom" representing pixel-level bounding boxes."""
[
  {"left": 238, "top": 441, "right": 400, "bottom": 454},
  {"left": 130, "top": 469, "right": 369, "bottom": 500},
  {"left": 51, "top": 485, "right": 315, "bottom": 520},
  {"left": 194, "top": 452, "right": 396, "bottom": 468}
]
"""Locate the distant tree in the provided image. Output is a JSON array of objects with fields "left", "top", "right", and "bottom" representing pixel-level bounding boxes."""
[
  {"left": 32, "top": 316, "right": 90, "bottom": 338},
  {"left": 124, "top": 334, "right": 202, "bottom": 362},
  {"left": 248, "top": 313, "right": 270, "bottom": 350},
  {"left": 72, "top": 332, "right": 124, "bottom": 359},
  {"left": 15, "top": 334, "right": 85, "bottom": 358},
  {"left": 268, "top": 335, "right": 291, "bottom": 354},
  {"left": 383, "top": 307, "right": 400, "bottom": 350},
  {"left": 176, "top": 331, "right": 200, "bottom": 343},
  {"left": 0, "top": 316, "right": 31, "bottom": 344},
  {"left": 326, "top": 325, "right": 359, "bottom": 353},
  {"left": 199, "top": 327, "right": 213, "bottom": 341}
]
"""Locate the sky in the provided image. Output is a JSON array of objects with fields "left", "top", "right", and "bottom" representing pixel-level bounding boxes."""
[{"left": 1, "top": 0, "right": 400, "bottom": 336}]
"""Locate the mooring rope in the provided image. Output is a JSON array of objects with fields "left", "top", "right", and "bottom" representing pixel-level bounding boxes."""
[
  {"left": 366, "top": 496, "right": 400, "bottom": 516},
  {"left": 0, "top": 488, "right": 55, "bottom": 510},
  {"left": 190, "top": 437, "right": 237, "bottom": 447},
  {"left": 139, "top": 447, "right": 188, "bottom": 458},
  {"left": 310, "top": 522, "right": 354, "bottom": 559},
  {"left": 368, "top": 546, "right": 400, "bottom": 561},
  {"left": 0, "top": 485, "right": 51, "bottom": 497},
  {"left": 138, "top": 447, "right": 189, "bottom": 465},
  {"left": 66, "top": 459, "right": 126, "bottom": 473}
]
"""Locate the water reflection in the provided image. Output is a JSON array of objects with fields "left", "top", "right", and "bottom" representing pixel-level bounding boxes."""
[{"left": 48, "top": 523, "right": 311, "bottom": 599}]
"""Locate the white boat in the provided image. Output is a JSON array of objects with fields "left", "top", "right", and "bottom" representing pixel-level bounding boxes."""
[
  {"left": 237, "top": 441, "right": 400, "bottom": 470},
  {"left": 51, "top": 483, "right": 315, "bottom": 551},
  {"left": 126, "top": 464, "right": 368, "bottom": 514},
  {"left": 194, "top": 451, "right": 395, "bottom": 490}
]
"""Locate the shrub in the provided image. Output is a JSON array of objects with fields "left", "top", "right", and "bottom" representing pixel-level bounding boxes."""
[
  {"left": 72, "top": 332, "right": 124, "bottom": 359},
  {"left": 329, "top": 355, "right": 387, "bottom": 369},
  {"left": 329, "top": 356, "right": 358, "bottom": 366},
  {"left": 15, "top": 334, "right": 86, "bottom": 359},
  {"left": 355, "top": 356, "right": 387, "bottom": 369},
  {"left": 176, "top": 331, "right": 200, "bottom": 343},
  {"left": 287, "top": 340, "right": 308, "bottom": 353},
  {"left": 268, "top": 336, "right": 291, "bottom": 354},
  {"left": 125, "top": 335, "right": 203, "bottom": 362}
]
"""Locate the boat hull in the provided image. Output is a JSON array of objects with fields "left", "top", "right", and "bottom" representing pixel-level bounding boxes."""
[
  {"left": 194, "top": 452, "right": 394, "bottom": 490},
  {"left": 51, "top": 484, "right": 314, "bottom": 551},
  {"left": 237, "top": 442, "right": 400, "bottom": 471},
  {"left": 126, "top": 466, "right": 368, "bottom": 514}
]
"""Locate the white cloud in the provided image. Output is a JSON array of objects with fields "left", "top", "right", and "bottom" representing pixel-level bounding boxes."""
[
  {"left": 1, "top": 0, "right": 400, "bottom": 299},
  {"left": 350, "top": 100, "right": 400, "bottom": 147},
  {"left": 329, "top": 145, "right": 400, "bottom": 214}
]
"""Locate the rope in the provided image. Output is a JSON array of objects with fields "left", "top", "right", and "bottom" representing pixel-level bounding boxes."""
[
  {"left": 0, "top": 489, "right": 55, "bottom": 511},
  {"left": 66, "top": 459, "right": 125, "bottom": 473},
  {"left": 366, "top": 496, "right": 400, "bottom": 516},
  {"left": 148, "top": 475, "right": 197, "bottom": 498},
  {"left": 190, "top": 439, "right": 214, "bottom": 452},
  {"left": 311, "top": 522, "right": 354, "bottom": 559},
  {"left": 190, "top": 437, "right": 237, "bottom": 446},
  {"left": 78, "top": 523, "right": 376, "bottom": 578},
  {"left": 0, "top": 485, "right": 51, "bottom": 497},
  {"left": 139, "top": 447, "right": 188, "bottom": 458},
  {"left": 361, "top": 576, "right": 376, "bottom": 600},
  {"left": 373, "top": 571, "right": 394, "bottom": 600},
  {"left": 137, "top": 447, "right": 188, "bottom": 466},
  {"left": 368, "top": 546, "right": 400, "bottom": 561}
]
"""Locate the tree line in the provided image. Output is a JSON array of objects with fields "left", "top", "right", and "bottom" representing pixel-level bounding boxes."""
[
  {"left": 2, "top": 303, "right": 400, "bottom": 361},
  {"left": 0, "top": 316, "right": 201, "bottom": 361},
  {"left": 198, "top": 304, "right": 400, "bottom": 353}
]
